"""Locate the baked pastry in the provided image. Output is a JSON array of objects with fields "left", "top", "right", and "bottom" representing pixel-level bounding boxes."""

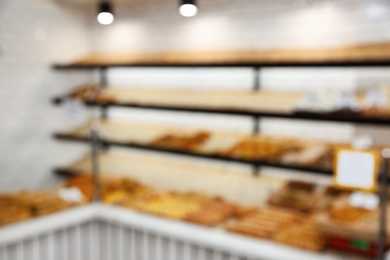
[
  {"left": 273, "top": 217, "right": 326, "bottom": 251},
  {"left": 226, "top": 207, "right": 302, "bottom": 239},
  {"left": 234, "top": 206, "right": 259, "bottom": 219},
  {"left": 150, "top": 131, "right": 210, "bottom": 152},
  {"left": 136, "top": 192, "right": 208, "bottom": 220},
  {"left": 184, "top": 198, "right": 237, "bottom": 226},
  {"left": 67, "top": 84, "right": 114, "bottom": 104},
  {"left": 0, "top": 191, "right": 32, "bottom": 226},
  {"left": 223, "top": 136, "right": 302, "bottom": 162},
  {"left": 267, "top": 181, "right": 318, "bottom": 213},
  {"left": 328, "top": 207, "right": 375, "bottom": 225},
  {"left": 66, "top": 175, "right": 95, "bottom": 201}
]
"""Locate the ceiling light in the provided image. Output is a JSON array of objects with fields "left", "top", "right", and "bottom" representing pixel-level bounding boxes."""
[
  {"left": 97, "top": 1, "right": 114, "bottom": 25},
  {"left": 179, "top": 0, "right": 198, "bottom": 17}
]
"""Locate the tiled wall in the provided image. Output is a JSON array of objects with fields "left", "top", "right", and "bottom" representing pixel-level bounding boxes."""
[
  {"left": 2, "top": 0, "right": 390, "bottom": 191},
  {"left": 0, "top": 0, "right": 93, "bottom": 191}
]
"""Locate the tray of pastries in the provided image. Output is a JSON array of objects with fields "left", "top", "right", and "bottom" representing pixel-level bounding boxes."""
[
  {"left": 66, "top": 175, "right": 96, "bottom": 201},
  {"left": 315, "top": 195, "right": 384, "bottom": 241},
  {"left": 314, "top": 186, "right": 350, "bottom": 211},
  {"left": 136, "top": 192, "right": 210, "bottom": 220},
  {"left": 103, "top": 178, "right": 157, "bottom": 208},
  {"left": 267, "top": 181, "right": 321, "bottom": 213},
  {"left": 273, "top": 215, "right": 326, "bottom": 252},
  {"left": 0, "top": 191, "right": 32, "bottom": 226},
  {"left": 184, "top": 198, "right": 238, "bottom": 226},
  {"left": 226, "top": 207, "right": 302, "bottom": 239},
  {"left": 29, "top": 189, "right": 72, "bottom": 217},
  {"left": 222, "top": 136, "right": 303, "bottom": 162},
  {"left": 149, "top": 131, "right": 210, "bottom": 152},
  {"left": 65, "top": 84, "right": 114, "bottom": 104}
]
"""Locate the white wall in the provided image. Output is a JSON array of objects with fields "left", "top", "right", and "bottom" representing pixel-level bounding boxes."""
[{"left": 0, "top": 0, "right": 93, "bottom": 191}]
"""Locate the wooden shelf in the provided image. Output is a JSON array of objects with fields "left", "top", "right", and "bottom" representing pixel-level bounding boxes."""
[
  {"left": 52, "top": 87, "right": 390, "bottom": 126},
  {"left": 53, "top": 42, "right": 390, "bottom": 69},
  {"left": 54, "top": 120, "right": 334, "bottom": 175}
]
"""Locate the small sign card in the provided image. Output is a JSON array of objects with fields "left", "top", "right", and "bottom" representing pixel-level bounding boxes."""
[{"left": 334, "top": 148, "right": 379, "bottom": 192}]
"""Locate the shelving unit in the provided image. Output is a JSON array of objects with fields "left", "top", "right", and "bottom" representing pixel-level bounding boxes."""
[
  {"left": 51, "top": 42, "right": 390, "bottom": 259},
  {"left": 52, "top": 42, "right": 390, "bottom": 177}
]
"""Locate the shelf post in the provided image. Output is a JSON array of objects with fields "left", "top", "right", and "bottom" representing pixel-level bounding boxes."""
[
  {"left": 252, "top": 67, "right": 261, "bottom": 134},
  {"left": 252, "top": 67, "right": 261, "bottom": 175},
  {"left": 90, "top": 121, "right": 101, "bottom": 202},
  {"left": 378, "top": 149, "right": 390, "bottom": 260},
  {"left": 99, "top": 67, "right": 109, "bottom": 119}
]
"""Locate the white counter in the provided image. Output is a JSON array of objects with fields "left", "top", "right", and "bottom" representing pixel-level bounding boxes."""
[{"left": 0, "top": 204, "right": 376, "bottom": 260}]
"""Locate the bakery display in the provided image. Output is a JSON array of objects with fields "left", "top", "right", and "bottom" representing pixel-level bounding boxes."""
[{"left": 3, "top": 170, "right": 387, "bottom": 256}]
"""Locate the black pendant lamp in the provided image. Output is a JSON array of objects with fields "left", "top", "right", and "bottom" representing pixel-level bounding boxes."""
[
  {"left": 179, "top": 0, "right": 198, "bottom": 17},
  {"left": 97, "top": 1, "right": 114, "bottom": 25}
]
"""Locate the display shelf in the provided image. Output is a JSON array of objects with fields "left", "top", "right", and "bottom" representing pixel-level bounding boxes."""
[
  {"left": 53, "top": 120, "right": 334, "bottom": 175},
  {"left": 52, "top": 151, "right": 287, "bottom": 207},
  {"left": 0, "top": 204, "right": 370, "bottom": 260},
  {"left": 0, "top": 205, "right": 97, "bottom": 246},
  {"left": 54, "top": 141, "right": 332, "bottom": 175},
  {"left": 100, "top": 205, "right": 366, "bottom": 260},
  {"left": 53, "top": 42, "right": 390, "bottom": 69},
  {"left": 52, "top": 87, "right": 390, "bottom": 126}
]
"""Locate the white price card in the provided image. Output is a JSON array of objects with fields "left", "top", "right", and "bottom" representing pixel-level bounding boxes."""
[{"left": 334, "top": 148, "right": 379, "bottom": 192}]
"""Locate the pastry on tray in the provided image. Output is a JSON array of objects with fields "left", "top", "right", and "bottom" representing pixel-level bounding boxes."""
[
  {"left": 66, "top": 175, "right": 96, "bottom": 201},
  {"left": 328, "top": 206, "right": 375, "bottom": 225},
  {"left": 223, "top": 136, "right": 302, "bottom": 161},
  {"left": 136, "top": 192, "right": 209, "bottom": 220},
  {"left": 226, "top": 207, "right": 302, "bottom": 239},
  {"left": 150, "top": 131, "right": 210, "bottom": 152},
  {"left": 234, "top": 206, "right": 259, "bottom": 220},
  {"left": 267, "top": 181, "right": 319, "bottom": 213},
  {"left": 0, "top": 191, "right": 32, "bottom": 226},
  {"left": 29, "top": 189, "right": 72, "bottom": 216},
  {"left": 0, "top": 204, "right": 32, "bottom": 226},
  {"left": 273, "top": 216, "right": 326, "bottom": 252},
  {"left": 184, "top": 198, "right": 237, "bottom": 226},
  {"left": 67, "top": 84, "right": 114, "bottom": 104}
]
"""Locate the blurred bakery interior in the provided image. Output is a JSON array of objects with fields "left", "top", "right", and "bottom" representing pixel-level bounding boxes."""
[{"left": 2, "top": 0, "right": 390, "bottom": 259}]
